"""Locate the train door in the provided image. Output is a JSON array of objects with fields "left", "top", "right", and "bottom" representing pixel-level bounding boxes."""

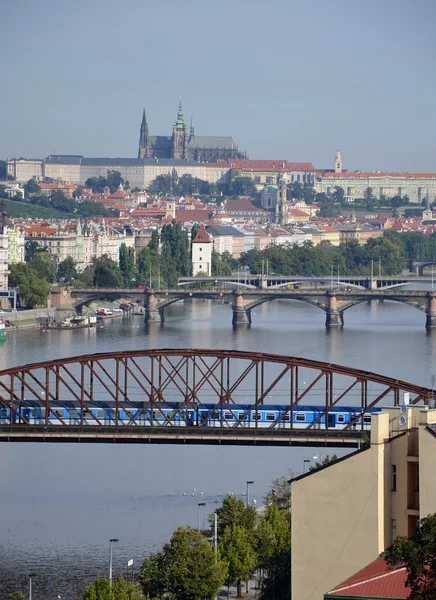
[{"left": 327, "top": 413, "right": 336, "bottom": 428}]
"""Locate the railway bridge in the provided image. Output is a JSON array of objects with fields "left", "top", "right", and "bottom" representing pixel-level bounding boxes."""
[{"left": 0, "top": 349, "right": 431, "bottom": 447}]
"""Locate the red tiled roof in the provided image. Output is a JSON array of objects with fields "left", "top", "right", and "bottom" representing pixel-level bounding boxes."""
[
  {"left": 25, "top": 226, "right": 57, "bottom": 237},
  {"left": 192, "top": 224, "right": 212, "bottom": 244},
  {"left": 205, "top": 159, "right": 315, "bottom": 171},
  {"left": 323, "top": 172, "right": 436, "bottom": 179},
  {"left": 327, "top": 557, "right": 409, "bottom": 598},
  {"left": 175, "top": 209, "right": 213, "bottom": 224},
  {"left": 225, "top": 198, "right": 266, "bottom": 213},
  {"left": 289, "top": 209, "right": 310, "bottom": 216}
]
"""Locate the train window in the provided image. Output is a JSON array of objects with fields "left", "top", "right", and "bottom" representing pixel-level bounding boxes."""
[
  {"left": 238, "top": 412, "right": 248, "bottom": 420},
  {"left": 55, "top": 410, "right": 64, "bottom": 418},
  {"left": 97, "top": 410, "right": 106, "bottom": 419},
  {"left": 166, "top": 411, "right": 176, "bottom": 419},
  {"left": 224, "top": 412, "right": 233, "bottom": 420},
  {"left": 337, "top": 414, "right": 345, "bottom": 423},
  {"left": 296, "top": 413, "right": 306, "bottom": 422},
  {"left": 282, "top": 414, "right": 290, "bottom": 421},
  {"left": 364, "top": 416, "right": 371, "bottom": 424},
  {"left": 251, "top": 413, "right": 262, "bottom": 420},
  {"left": 1, "top": 408, "right": 8, "bottom": 418},
  {"left": 32, "top": 408, "right": 39, "bottom": 417},
  {"left": 40, "top": 409, "right": 46, "bottom": 417},
  {"left": 266, "top": 413, "right": 276, "bottom": 421},
  {"left": 210, "top": 411, "right": 220, "bottom": 420},
  {"left": 152, "top": 410, "right": 163, "bottom": 419},
  {"left": 69, "top": 410, "right": 79, "bottom": 418}
]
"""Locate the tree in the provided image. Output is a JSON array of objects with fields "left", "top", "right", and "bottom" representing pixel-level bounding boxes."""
[
  {"left": 24, "top": 179, "right": 41, "bottom": 195},
  {"left": 9, "top": 593, "right": 25, "bottom": 600},
  {"left": 230, "top": 177, "right": 258, "bottom": 197},
  {"left": 9, "top": 263, "right": 50, "bottom": 308},
  {"left": 25, "top": 240, "right": 46, "bottom": 262},
  {"left": 30, "top": 251, "right": 57, "bottom": 283},
  {"left": 287, "top": 182, "right": 303, "bottom": 200},
  {"left": 50, "top": 189, "right": 76, "bottom": 213},
  {"left": 140, "top": 527, "right": 227, "bottom": 600},
  {"left": 384, "top": 512, "right": 436, "bottom": 599},
  {"left": 332, "top": 186, "right": 345, "bottom": 203},
  {"left": 220, "top": 525, "right": 257, "bottom": 597},
  {"left": 58, "top": 256, "right": 77, "bottom": 283},
  {"left": 119, "top": 243, "right": 136, "bottom": 286},
  {"left": 106, "top": 170, "right": 125, "bottom": 193},
  {"left": 0, "top": 159, "right": 6, "bottom": 180},
  {"left": 263, "top": 474, "right": 293, "bottom": 510},
  {"left": 309, "top": 454, "right": 338, "bottom": 472},
  {"left": 211, "top": 494, "right": 257, "bottom": 539},
  {"left": 92, "top": 255, "right": 124, "bottom": 287},
  {"left": 256, "top": 503, "right": 292, "bottom": 600},
  {"left": 84, "top": 575, "right": 142, "bottom": 600}
]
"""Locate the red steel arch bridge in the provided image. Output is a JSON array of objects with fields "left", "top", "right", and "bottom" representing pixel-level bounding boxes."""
[{"left": 0, "top": 349, "right": 431, "bottom": 447}]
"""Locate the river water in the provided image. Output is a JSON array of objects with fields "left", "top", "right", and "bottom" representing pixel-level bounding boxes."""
[{"left": 1, "top": 294, "right": 436, "bottom": 598}]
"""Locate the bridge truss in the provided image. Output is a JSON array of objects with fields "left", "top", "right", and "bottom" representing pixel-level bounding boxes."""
[{"left": 0, "top": 350, "right": 431, "bottom": 445}]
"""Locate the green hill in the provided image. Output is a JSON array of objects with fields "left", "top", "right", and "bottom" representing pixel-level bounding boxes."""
[{"left": 2, "top": 198, "right": 69, "bottom": 219}]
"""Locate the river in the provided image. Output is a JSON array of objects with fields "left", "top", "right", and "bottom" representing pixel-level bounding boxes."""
[{"left": 1, "top": 295, "right": 436, "bottom": 598}]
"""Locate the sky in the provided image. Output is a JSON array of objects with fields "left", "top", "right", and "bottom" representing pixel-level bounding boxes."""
[{"left": 2, "top": 0, "right": 436, "bottom": 171}]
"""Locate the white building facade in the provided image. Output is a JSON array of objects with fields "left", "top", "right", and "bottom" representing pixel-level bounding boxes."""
[{"left": 191, "top": 225, "right": 212, "bottom": 276}]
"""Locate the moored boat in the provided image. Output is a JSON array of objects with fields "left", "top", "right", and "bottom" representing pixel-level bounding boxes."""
[{"left": 0, "top": 318, "right": 6, "bottom": 342}]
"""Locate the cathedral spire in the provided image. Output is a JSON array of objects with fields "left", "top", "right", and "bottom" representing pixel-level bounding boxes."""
[
  {"left": 138, "top": 108, "right": 149, "bottom": 159},
  {"left": 174, "top": 97, "right": 186, "bottom": 129},
  {"left": 190, "top": 114, "right": 195, "bottom": 138}
]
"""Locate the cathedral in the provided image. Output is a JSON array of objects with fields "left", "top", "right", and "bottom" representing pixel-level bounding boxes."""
[{"left": 138, "top": 99, "right": 246, "bottom": 162}]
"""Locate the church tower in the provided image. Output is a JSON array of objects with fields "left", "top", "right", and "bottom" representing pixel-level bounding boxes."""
[
  {"left": 138, "top": 109, "right": 149, "bottom": 159},
  {"left": 275, "top": 173, "right": 288, "bottom": 224},
  {"left": 334, "top": 150, "right": 343, "bottom": 173},
  {"left": 172, "top": 98, "right": 189, "bottom": 159}
]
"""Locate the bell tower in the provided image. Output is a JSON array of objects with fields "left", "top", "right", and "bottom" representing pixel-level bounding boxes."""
[
  {"left": 172, "top": 98, "right": 189, "bottom": 159},
  {"left": 334, "top": 150, "right": 343, "bottom": 173}
]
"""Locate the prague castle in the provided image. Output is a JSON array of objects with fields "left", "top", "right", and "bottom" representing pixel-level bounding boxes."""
[{"left": 138, "top": 99, "right": 245, "bottom": 162}]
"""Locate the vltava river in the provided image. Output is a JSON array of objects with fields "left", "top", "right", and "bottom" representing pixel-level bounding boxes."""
[{"left": 1, "top": 297, "right": 436, "bottom": 598}]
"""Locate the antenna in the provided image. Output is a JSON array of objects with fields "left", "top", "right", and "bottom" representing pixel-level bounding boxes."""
[{"left": 399, "top": 415, "right": 407, "bottom": 427}]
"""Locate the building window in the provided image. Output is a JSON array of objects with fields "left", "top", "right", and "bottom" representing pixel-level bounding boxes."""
[
  {"left": 199, "top": 247, "right": 202, "bottom": 251},
  {"left": 392, "top": 464, "right": 397, "bottom": 491},
  {"left": 392, "top": 518, "right": 397, "bottom": 541}
]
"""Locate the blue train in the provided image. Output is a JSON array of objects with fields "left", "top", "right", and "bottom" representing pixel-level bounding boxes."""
[{"left": 0, "top": 402, "right": 382, "bottom": 429}]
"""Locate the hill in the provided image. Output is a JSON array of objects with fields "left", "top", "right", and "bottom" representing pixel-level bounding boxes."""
[{"left": 2, "top": 198, "right": 70, "bottom": 219}]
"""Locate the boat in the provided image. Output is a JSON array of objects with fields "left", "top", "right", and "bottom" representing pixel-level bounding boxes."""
[
  {"left": 42, "top": 315, "right": 97, "bottom": 330},
  {"left": 0, "top": 318, "right": 6, "bottom": 342}
]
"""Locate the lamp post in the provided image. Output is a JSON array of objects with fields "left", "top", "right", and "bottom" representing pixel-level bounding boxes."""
[
  {"left": 109, "top": 538, "right": 119, "bottom": 586},
  {"left": 303, "top": 459, "right": 311, "bottom": 473},
  {"left": 29, "top": 573, "right": 36, "bottom": 600},
  {"left": 246, "top": 481, "right": 254, "bottom": 507},
  {"left": 197, "top": 502, "right": 206, "bottom": 533}
]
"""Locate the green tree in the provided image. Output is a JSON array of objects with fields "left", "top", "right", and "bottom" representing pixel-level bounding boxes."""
[
  {"left": 119, "top": 243, "right": 136, "bottom": 286},
  {"left": 263, "top": 474, "right": 292, "bottom": 510},
  {"left": 309, "top": 454, "right": 338, "bottom": 472},
  {"left": 50, "top": 190, "right": 76, "bottom": 213},
  {"left": 332, "top": 186, "right": 345, "bottom": 203},
  {"left": 9, "top": 593, "right": 25, "bottom": 600},
  {"left": 220, "top": 525, "right": 257, "bottom": 597},
  {"left": 211, "top": 494, "right": 257, "bottom": 539},
  {"left": 30, "top": 251, "right": 57, "bottom": 283},
  {"left": 9, "top": 263, "right": 49, "bottom": 307},
  {"left": 85, "top": 175, "right": 108, "bottom": 192},
  {"left": 149, "top": 174, "right": 172, "bottom": 195},
  {"left": 106, "top": 170, "right": 125, "bottom": 193},
  {"left": 58, "top": 256, "right": 78, "bottom": 283},
  {"left": 25, "top": 240, "right": 46, "bottom": 262},
  {"left": 24, "top": 179, "right": 41, "bottom": 195},
  {"left": 141, "top": 527, "right": 227, "bottom": 600},
  {"left": 230, "top": 177, "right": 257, "bottom": 197},
  {"left": 384, "top": 512, "right": 436, "bottom": 599},
  {"left": 0, "top": 160, "right": 6, "bottom": 180},
  {"left": 287, "top": 182, "right": 304, "bottom": 200},
  {"left": 92, "top": 255, "right": 124, "bottom": 287}
]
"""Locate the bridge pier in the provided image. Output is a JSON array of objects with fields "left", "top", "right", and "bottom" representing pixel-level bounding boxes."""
[
  {"left": 325, "top": 294, "right": 344, "bottom": 328},
  {"left": 232, "top": 293, "right": 251, "bottom": 325},
  {"left": 426, "top": 295, "right": 436, "bottom": 329},
  {"left": 144, "top": 293, "right": 164, "bottom": 323}
]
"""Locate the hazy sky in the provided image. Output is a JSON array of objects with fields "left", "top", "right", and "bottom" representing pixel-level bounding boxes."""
[{"left": 2, "top": 0, "right": 435, "bottom": 171}]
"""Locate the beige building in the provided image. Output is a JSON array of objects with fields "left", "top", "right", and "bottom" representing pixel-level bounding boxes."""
[
  {"left": 7, "top": 155, "right": 230, "bottom": 189},
  {"left": 8, "top": 226, "right": 25, "bottom": 263},
  {"left": 338, "top": 228, "right": 383, "bottom": 244},
  {"left": 316, "top": 151, "right": 436, "bottom": 203},
  {"left": 291, "top": 405, "right": 436, "bottom": 600}
]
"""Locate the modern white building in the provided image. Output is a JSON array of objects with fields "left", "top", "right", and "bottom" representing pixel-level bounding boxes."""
[
  {"left": 0, "top": 209, "right": 9, "bottom": 298},
  {"left": 191, "top": 224, "right": 212, "bottom": 276}
]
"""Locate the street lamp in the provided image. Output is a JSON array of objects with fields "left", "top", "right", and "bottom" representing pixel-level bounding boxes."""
[
  {"left": 197, "top": 502, "right": 206, "bottom": 533},
  {"left": 109, "top": 538, "right": 119, "bottom": 586},
  {"left": 303, "top": 459, "right": 311, "bottom": 473},
  {"left": 246, "top": 481, "right": 254, "bottom": 507},
  {"left": 29, "top": 573, "right": 36, "bottom": 600}
]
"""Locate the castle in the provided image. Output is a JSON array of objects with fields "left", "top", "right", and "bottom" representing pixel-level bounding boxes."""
[{"left": 138, "top": 99, "right": 246, "bottom": 162}]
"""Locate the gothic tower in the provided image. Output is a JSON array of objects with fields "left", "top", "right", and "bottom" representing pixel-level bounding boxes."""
[
  {"left": 138, "top": 109, "right": 149, "bottom": 159},
  {"left": 334, "top": 149, "right": 343, "bottom": 173},
  {"left": 172, "top": 98, "right": 189, "bottom": 159}
]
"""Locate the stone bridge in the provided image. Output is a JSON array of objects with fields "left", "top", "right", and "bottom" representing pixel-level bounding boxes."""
[{"left": 145, "top": 288, "right": 436, "bottom": 329}]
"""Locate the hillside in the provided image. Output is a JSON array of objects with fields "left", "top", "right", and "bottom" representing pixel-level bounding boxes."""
[{"left": 2, "top": 198, "right": 69, "bottom": 219}]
